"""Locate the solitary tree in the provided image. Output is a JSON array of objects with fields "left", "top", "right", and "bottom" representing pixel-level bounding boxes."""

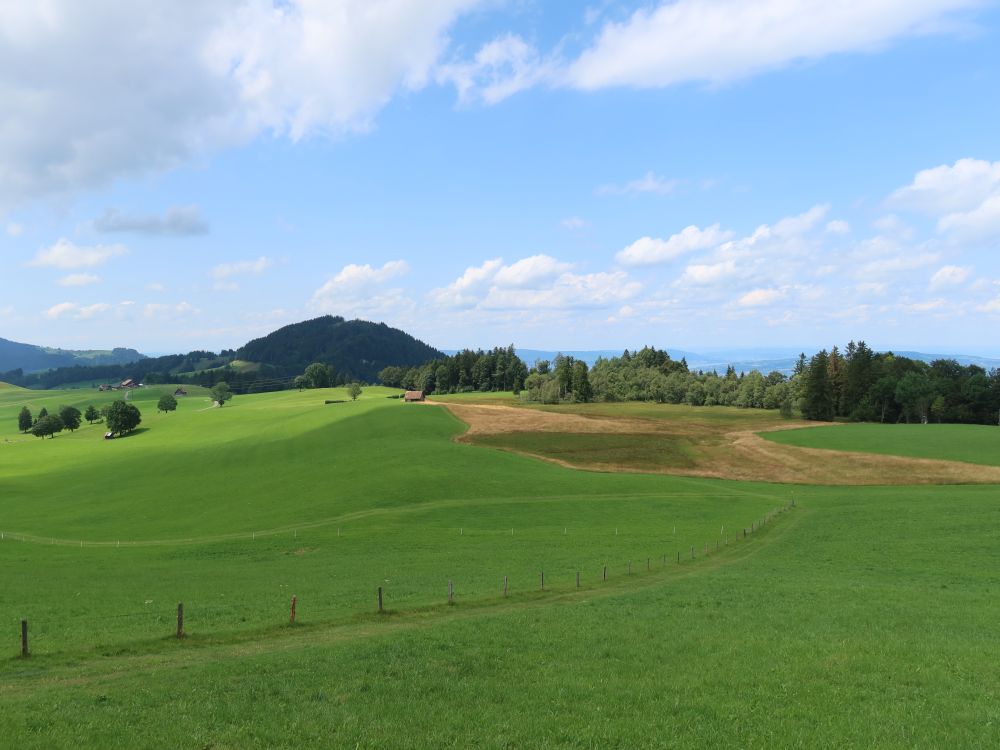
[
  {"left": 18, "top": 406, "right": 32, "bottom": 433},
  {"left": 84, "top": 405, "right": 99, "bottom": 424},
  {"left": 347, "top": 382, "right": 363, "bottom": 401},
  {"left": 31, "top": 414, "right": 64, "bottom": 439},
  {"left": 158, "top": 394, "right": 178, "bottom": 413},
  {"left": 211, "top": 381, "right": 232, "bottom": 406},
  {"left": 58, "top": 405, "right": 82, "bottom": 432},
  {"left": 106, "top": 400, "right": 142, "bottom": 436},
  {"left": 293, "top": 375, "right": 310, "bottom": 391}
]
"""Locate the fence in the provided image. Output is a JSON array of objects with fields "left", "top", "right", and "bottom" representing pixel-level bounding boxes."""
[{"left": 13, "top": 501, "right": 795, "bottom": 658}]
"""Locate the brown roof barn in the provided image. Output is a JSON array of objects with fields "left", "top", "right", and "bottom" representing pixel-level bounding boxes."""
[{"left": 404, "top": 390, "right": 425, "bottom": 402}]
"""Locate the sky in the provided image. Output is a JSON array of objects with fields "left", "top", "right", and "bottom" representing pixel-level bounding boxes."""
[{"left": 2, "top": 0, "right": 1000, "bottom": 356}]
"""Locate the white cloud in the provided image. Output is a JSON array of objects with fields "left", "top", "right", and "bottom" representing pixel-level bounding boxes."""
[
  {"left": 493, "top": 255, "right": 572, "bottom": 288},
  {"left": 856, "top": 282, "right": 888, "bottom": 296},
  {"left": 826, "top": 220, "right": 850, "bottom": 234},
  {"left": 737, "top": 288, "right": 784, "bottom": 307},
  {"left": 28, "top": 238, "right": 127, "bottom": 269},
  {"left": 44, "top": 301, "right": 112, "bottom": 319},
  {"left": 616, "top": 224, "right": 732, "bottom": 267},
  {"left": 890, "top": 158, "right": 1000, "bottom": 215},
  {"left": 979, "top": 296, "right": 1000, "bottom": 314},
  {"left": 57, "top": 273, "right": 101, "bottom": 287},
  {"left": 680, "top": 259, "right": 738, "bottom": 285},
  {"left": 597, "top": 171, "right": 679, "bottom": 196},
  {"left": 431, "top": 256, "right": 639, "bottom": 311},
  {"left": 147, "top": 282, "right": 167, "bottom": 292},
  {"left": 899, "top": 298, "right": 947, "bottom": 313},
  {"left": 6, "top": 222, "right": 23, "bottom": 237},
  {"left": 437, "top": 34, "right": 551, "bottom": 105},
  {"left": 565, "top": 0, "right": 976, "bottom": 90},
  {"left": 0, "top": 1, "right": 481, "bottom": 206},
  {"left": 480, "top": 271, "right": 641, "bottom": 310},
  {"left": 938, "top": 194, "right": 1000, "bottom": 238},
  {"left": 210, "top": 256, "right": 273, "bottom": 279},
  {"left": 930, "top": 265, "right": 971, "bottom": 289},
  {"left": 310, "top": 260, "right": 412, "bottom": 317},
  {"left": 93, "top": 205, "right": 209, "bottom": 236}
]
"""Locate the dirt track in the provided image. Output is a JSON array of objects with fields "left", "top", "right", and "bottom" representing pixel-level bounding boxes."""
[{"left": 435, "top": 401, "right": 1000, "bottom": 486}]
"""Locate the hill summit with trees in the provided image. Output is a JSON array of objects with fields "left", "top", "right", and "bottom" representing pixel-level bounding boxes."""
[
  {"left": 236, "top": 316, "right": 443, "bottom": 383},
  {"left": 0, "top": 337, "right": 144, "bottom": 374}
]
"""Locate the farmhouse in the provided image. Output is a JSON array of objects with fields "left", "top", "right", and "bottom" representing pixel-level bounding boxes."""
[
  {"left": 174, "top": 387, "right": 188, "bottom": 396},
  {"left": 120, "top": 378, "right": 137, "bottom": 388},
  {"left": 404, "top": 390, "right": 425, "bottom": 402}
]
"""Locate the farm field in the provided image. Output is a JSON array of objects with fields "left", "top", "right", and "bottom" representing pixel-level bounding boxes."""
[
  {"left": 1, "top": 386, "right": 999, "bottom": 747},
  {"left": 763, "top": 422, "right": 1000, "bottom": 467}
]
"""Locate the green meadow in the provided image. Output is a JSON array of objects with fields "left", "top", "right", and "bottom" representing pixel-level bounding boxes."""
[
  {"left": 764, "top": 422, "right": 1000, "bottom": 466},
  {"left": 1, "top": 385, "right": 999, "bottom": 747}
]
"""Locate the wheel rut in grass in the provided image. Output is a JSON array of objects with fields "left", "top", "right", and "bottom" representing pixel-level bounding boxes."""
[{"left": 436, "top": 401, "right": 1000, "bottom": 485}]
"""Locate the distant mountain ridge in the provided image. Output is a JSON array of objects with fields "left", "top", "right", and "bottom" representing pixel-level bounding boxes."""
[{"left": 0, "top": 337, "right": 145, "bottom": 374}]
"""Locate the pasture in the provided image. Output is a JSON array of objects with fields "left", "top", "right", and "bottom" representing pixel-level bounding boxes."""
[{"left": 1, "top": 386, "right": 999, "bottom": 747}]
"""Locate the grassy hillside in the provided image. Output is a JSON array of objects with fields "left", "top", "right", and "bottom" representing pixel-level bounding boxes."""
[
  {"left": 763, "top": 423, "right": 1000, "bottom": 466},
  {"left": 1, "top": 391, "right": 999, "bottom": 746}
]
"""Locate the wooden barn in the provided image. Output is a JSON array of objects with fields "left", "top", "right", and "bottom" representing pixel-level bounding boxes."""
[{"left": 404, "top": 390, "right": 425, "bottom": 402}]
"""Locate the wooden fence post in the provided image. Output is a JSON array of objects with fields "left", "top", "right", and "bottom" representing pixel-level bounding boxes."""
[
  {"left": 576, "top": 571, "right": 581, "bottom": 588},
  {"left": 647, "top": 557, "right": 650, "bottom": 571},
  {"left": 448, "top": 580, "right": 454, "bottom": 604},
  {"left": 603, "top": 565, "right": 607, "bottom": 581},
  {"left": 677, "top": 551, "right": 680, "bottom": 564},
  {"left": 690, "top": 546, "right": 694, "bottom": 559},
  {"left": 20, "top": 619, "right": 28, "bottom": 658},
  {"left": 377, "top": 586, "right": 384, "bottom": 613},
  {"left": 503, "top": 575, "right": 508, "bottom": 597},
  {"left": 176, "top": 603, "right": 184, "bottom": 639},
  {"left": 290, "top": 595, "right": 297, "bottom": 625},
  {"left": 540, "top": 571, "right": 545, "bottom": 591}
]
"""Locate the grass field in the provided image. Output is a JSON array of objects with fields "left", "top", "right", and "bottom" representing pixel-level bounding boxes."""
[
  {"left": 2, "top": 386, "right": 999, "bottom": 747},
  {"left": 763, "top": 422, "right": 1000, "bottom": 466}
]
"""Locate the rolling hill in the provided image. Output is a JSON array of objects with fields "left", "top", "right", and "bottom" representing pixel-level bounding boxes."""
[
  {"left": 237, "top": 315, "right": 443, "bottom": 382},
  {"left": 0, "top": 337, "right": 144, "bottom": 374}
]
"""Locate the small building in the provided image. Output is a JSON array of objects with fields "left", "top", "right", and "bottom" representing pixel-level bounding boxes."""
[
  {"left": 404, "top": 390, "right": 425, "bottom": 402},
  {"left": 174, "top": 387, "right": 188, "bottom": 396},
  {"left": 120, "top": 378, "right": 137, "bottom": 388}
]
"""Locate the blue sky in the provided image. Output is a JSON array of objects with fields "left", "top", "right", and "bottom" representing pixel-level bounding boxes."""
[{"left": 2, "top": 0, "right": 1000, "bottom": 355}]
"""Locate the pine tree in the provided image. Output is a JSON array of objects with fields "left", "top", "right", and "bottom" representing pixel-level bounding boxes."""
[
  {"left": 18, "top": 406, "right": 32, "bottom": 433},
  {"left": 802, "top": 350, "right": 835, "bottom": 421}
]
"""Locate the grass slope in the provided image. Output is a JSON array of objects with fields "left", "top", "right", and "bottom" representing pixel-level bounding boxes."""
[
  {"left": 1, "top": 390, "right": 998, "bottom": 747},
  {"left": 764, "top": 423, "right": 1000, "bottom": 467}
]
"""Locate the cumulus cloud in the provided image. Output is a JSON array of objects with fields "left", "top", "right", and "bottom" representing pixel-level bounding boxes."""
[
  {"left": 617, "top": 224, "right": 732, "bottom": 267},
  {"left": 431, "top": 256, "right": 639, "bottom": 311},
  {"left": 28, "top": 239, "right": 127, "bottom": 269},
  {"left": 929, "top": 265, "right": 971, "bottom": 289},
  {"left": 57, "top": 273, "right": 101, "bottom": 287},
  {"left": 0, "top": 1, "right": 481, "bottom": 206},
  {"left": 826, "top": 220, "right": 850, "bottom": 234},
  {"left": 437, "top": 33, "right": 551, "bottom": 105},
  {"left": 890, "top": 158, "right": 1000, "bottom": 240},
  {"left": 93, "top": 205, "right": 209, "bottom": 236},
  {"left": 310, "top": 260, "right": 412, "bottom": 318},
  {"left": 44, "top": 301, "right": 112, "bottom": 319}
]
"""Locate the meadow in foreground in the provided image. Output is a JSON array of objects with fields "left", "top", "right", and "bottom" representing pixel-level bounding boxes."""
[{"left": 1, "top": 386, "right": 998, "bottom": 748}]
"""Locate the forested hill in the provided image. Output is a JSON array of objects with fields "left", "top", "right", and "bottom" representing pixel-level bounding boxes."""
[
  {"left": 237, "top": 316, "right": 443, "bottom": 382},
  {"left": 0, "top": 337, "right": 144, "bottom": 373}
]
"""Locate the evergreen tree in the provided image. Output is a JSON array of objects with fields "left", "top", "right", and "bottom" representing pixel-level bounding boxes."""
[
  {"left": 802, "top": 350, "right": 835, "bottom": 421},
  {"left": 84, "top": 405, "right": 99, "bottom": 424},
  {"left": 18, "top": 406, "right": 32, "bottom": 433}
]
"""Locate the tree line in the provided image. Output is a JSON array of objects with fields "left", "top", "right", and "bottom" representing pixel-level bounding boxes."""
[
  {"left": 378, "top": 346, "right": 528, "bottom": 395},
  {"left": 515, "top": 343, "right": 1000, "bottom": 425}
]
